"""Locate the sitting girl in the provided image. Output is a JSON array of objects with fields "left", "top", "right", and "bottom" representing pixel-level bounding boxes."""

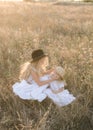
[
  {"left": 12, "top": 49, "right": 58, "bottom": 102},
  {"left": 44, "top": 66, "right": 76, "bottom": 107}
]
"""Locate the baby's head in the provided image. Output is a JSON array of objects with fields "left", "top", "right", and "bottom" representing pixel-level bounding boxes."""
[
  {"left": 55, "top": 66, "right": 65, "bottom": 79},
  {"left": 55, "top": 66, "right": 67, "bottom": 85}
]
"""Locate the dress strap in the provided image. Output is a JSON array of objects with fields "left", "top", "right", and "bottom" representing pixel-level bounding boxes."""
[
  {"left": 31, "top": 66, "right": 37, "bottom": 72},
  {"left": 31, "top": 66, "right": 43, "bottom": 76}
]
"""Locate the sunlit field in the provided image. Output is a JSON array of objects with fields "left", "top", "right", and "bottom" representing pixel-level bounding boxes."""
[{"left": 0, "top": 1, "right": 93, "bottom": 130}]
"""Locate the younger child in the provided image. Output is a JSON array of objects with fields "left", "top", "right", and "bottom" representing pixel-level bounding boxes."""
[{"left": 44, "top": 66, "right": 76, "bottom": 107}]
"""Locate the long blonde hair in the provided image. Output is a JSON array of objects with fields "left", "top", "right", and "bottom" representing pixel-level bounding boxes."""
[
  {"left": 19, "top": 56, "right": 49, "bottom": 80},
  {"left": 19, "top": 62, "right": 32, "bottom": 81},
  {"left": 19, "top": 58, "right": 46, "bottom": 81}
]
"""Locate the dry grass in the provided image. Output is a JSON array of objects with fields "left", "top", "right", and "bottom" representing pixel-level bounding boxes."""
[{"left": 0, "top": 1, "right": 93, "bottom": 130}]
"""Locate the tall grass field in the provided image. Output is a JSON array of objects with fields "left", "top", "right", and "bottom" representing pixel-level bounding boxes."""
[{"left": 0, "top": 1, "right": 93, "bottom": 130}]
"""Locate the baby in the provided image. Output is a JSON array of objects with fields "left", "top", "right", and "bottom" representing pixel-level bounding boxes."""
[
  {"left": 44, "top": 66, "right": 76, "bottom": 107},
  {"left": 50, "top": 66, "right": 66, "bottom": 94}
]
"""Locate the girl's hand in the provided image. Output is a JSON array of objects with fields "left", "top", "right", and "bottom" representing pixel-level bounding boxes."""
[{"left": 42, "top": 68, "right": 55, "bottom": 75}]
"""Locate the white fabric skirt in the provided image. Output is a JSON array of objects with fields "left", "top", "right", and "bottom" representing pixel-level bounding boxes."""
[
  {"left": 12, "top": 80, "right": 47, "bottom": 102},
  {"left": 44, "top": 89, "right": 76, "bottom": 107}
]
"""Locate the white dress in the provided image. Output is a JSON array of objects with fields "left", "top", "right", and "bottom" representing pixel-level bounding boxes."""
[
  {"left": 44, "top": 80, "right": 76, "bottom": 107},
  {"left": 12, "top": 73, "right": 49, "bottom": 102}
]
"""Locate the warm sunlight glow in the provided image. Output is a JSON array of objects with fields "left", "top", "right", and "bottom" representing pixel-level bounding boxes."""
[{"left": 0, "top": 0, "right": 23, "bottom": 1}]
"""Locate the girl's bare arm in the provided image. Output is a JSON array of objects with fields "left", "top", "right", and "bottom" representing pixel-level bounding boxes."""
[
  {"left": 42, "top": 68, "right": 55, "bottom": 75},
  {"left": 30, "top": 69, "right": 58, "bottom": 86}
]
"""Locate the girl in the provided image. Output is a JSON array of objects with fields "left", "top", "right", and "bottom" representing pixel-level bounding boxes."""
[
  {"left": 44, "top": 66, "right": 76, "bottom": 107},
  {"left": 12, "top": 49, "right": 58, "bottom": 102}
]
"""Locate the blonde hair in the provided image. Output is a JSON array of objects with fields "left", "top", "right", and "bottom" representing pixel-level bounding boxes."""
[
  {"left": 55, "top": 66, "right": 65, "bottom": 78},
  {"left": 19, "top": 62, "right": 32, "bottom": 81},
  {"left": 19, "top": 57, "right": 47, "bottom": 81},
  {"left": 55, "top": 66, "right": 67, "bottom": 86}
]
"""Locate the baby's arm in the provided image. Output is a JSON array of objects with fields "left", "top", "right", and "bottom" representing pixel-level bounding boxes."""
[{"left": 51, "top": 87, "right": 64, "bottom": 94}]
